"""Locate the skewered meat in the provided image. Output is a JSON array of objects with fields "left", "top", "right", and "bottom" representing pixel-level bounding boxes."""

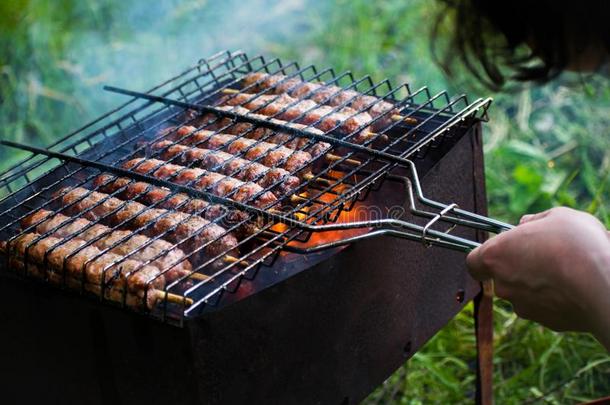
[
  {"left": 163, "top": 126, "right": 312, "bottom": 173},
  {"left": 55, "top": 187, "right": 238, "bottom": 261},
  {"left": 22, "top": 209, "right": 193, "bottom": 282},
  {"left": 150, "top": 140, "right": 301, "bottom": 197},
  {"left": 122, "top": 158, "right": 278, "bottom": 209},
  {"left": 93, "top": 174, "right": 258, "bottom": 238},
  {"left": 219, "top": 92, "right": 374, "bottom": 143},
  {"left": 3, "top": 233, "right": 165, "bottom": 309},
  {"left": 195, "top": 105, "right": 331, "bottom": 158},
  {"left": 242, "top": 72, "right": 399, "bottom": 130},
  {"left": 4, "top": 254, "right": 167, "bottom": 309}
]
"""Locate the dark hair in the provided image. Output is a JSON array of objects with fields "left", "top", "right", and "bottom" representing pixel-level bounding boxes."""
[{"left": 434, "top": 0, "right": 610, "bottom": 89}]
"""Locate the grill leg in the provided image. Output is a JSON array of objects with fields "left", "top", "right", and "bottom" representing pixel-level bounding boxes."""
[
  {"left": 471, "top": 124, "right": 494, "bottom": 405},
  {"left": 474, "top": 281, "right": 494, "bottom": 405}
]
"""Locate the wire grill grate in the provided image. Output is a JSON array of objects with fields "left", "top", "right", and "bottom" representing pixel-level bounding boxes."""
[{"left": 0, "top": 50, "right": 493, "bottom": 326}]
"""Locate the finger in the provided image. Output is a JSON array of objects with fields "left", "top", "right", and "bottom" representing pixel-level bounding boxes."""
[
  {"left": 519, "top": 209, "right": 553, "bottom": 225},
  {"left": 511, "top": 298, "right": 546, "bottom": 324},
  {"left": 466, "top": 245, "right": 492, "bottom": 281}
]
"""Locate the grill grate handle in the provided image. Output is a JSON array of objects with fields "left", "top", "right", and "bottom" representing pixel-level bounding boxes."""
[{"left": 283, "top": 168, "right": 513, "bottom": 254}]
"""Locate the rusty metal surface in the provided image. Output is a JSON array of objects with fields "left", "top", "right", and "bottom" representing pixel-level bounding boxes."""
[{"left": 0, "top": 125, "right": 485, "bottom": 404}]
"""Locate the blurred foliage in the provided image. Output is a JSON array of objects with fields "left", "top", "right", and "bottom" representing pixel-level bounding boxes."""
[
  {"left": 0, "top": 0, "right": 126, "bottom": 167},
  {"left": 0, "top": 0, "right": 609, "bottom": 403}
]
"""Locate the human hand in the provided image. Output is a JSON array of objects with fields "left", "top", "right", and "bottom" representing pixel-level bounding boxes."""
[{"left": 467, "top": 207, "right": 610, "bottom": 350}]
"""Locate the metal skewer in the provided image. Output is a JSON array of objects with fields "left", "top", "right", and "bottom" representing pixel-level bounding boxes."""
[
  {"left": 391, "top": 114, "right": 418, "bottom": 125},
  {"left": 151, "top": 289, "right": 194, "bottom": 306},
  {"left": 301, "top": 172, "right": 332, "bottom": 187}
]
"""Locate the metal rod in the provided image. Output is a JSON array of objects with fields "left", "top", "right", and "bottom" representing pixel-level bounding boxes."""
[
  {"left": 405, "top": 160, "right": 513, "bottom": 232},
  {"left": 283, "top": 228, "right": 479, "bottom": 254},
  {"left": 103, "top": 85, "right": 417, "bottom": 165}
]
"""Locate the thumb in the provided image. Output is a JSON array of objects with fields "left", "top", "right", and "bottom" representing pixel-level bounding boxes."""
[{"left": 466, "top": 244, "right": 492, "bottom": 281}]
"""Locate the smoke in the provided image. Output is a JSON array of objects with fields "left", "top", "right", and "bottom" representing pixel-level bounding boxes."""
[
  {"left": 70, "top": 0, "right": 317, "bottom": 113},
  {"left": 0, "top": 0, "right": 329, "bottom": 170}
]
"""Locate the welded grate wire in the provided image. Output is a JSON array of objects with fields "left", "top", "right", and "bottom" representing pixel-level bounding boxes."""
[{"left": 0, "top": 50, "right": 490, "bottom": 325}]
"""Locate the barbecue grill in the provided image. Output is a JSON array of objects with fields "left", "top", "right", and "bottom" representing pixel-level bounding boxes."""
[{"left": 0, "top": 50, "right": 508, "bottom": 404}]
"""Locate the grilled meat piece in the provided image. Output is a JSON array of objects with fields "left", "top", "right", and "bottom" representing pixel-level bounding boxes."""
[
  {"left": 4, "top": 254, "right": 165, "bottom": 309},
  {"left": 242, "top": 72, "right": 399, "bottom": 130},
  {"left": 151, "top": 140, "right": 301, "bottom": 197},
  {"left": 163, "top": 126, "right": 312, "bottom": 173},
  {"left": 93, "top": 174, "right": 258, "bottom": 238},
  {"left": 122, "top": 158, "right": 278, "bottom": 209},
  {"left": 22, "top": 209, "right": 193, "bottom": 282},
  {"left": 196, "top": 105, "right": 331, "bottom": 158},
  {"left": 56, "top": 187, "right": 238, "bottom": 261},
  {"left": 219, "top": 92, "right": 373, "bottom": 143},
  {"left": 3, "top": 233, "right": 164, "bottom": 309}
]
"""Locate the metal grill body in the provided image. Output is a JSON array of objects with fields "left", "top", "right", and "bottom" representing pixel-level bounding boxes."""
[
  {"left": 0, "top": 50, "right": 492, "bottom": 403},
  {"left": 0, "top": 127, "right": 486, "bottom": 404}
]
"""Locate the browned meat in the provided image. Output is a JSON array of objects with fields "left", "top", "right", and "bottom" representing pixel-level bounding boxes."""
[
  {"left": 163, "top": 126, "right": 312, "bottom": 173},
  {"left": 196, "top": 105, "right": 331, "bottom": 158},
  {"left": 94, "top": 175, "right": 214, "bottom": 215},
  {"left": 93, "top": 174, "right": 258, "bottom": 238},
  {"left": 122, "top": 158, "right": 278, "bottom": 209},
  {"left": 219, "top": 92, "right": 374, "bottom": 143},
  {"left": 55, "top": 187, "right": 238, "bottom": 261},
  {"left": 3, "top": 233, "right": 165, "bottom": 309},
  {"left": 151, "top": 140, "right": 301, "bottom": 197},
  {"left": 242, "top": 72, "right": 399, "bottom": 130},
  {"left": 4, "top": 254, "right": 167, "bottom": 309},
  {"left": 21, "top": 209, "right": 193, "bottom": 282}
]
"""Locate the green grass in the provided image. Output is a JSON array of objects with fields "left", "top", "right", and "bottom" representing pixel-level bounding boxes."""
[{"left": 1, "top": 0, "right": 609, "bottom": 403}]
